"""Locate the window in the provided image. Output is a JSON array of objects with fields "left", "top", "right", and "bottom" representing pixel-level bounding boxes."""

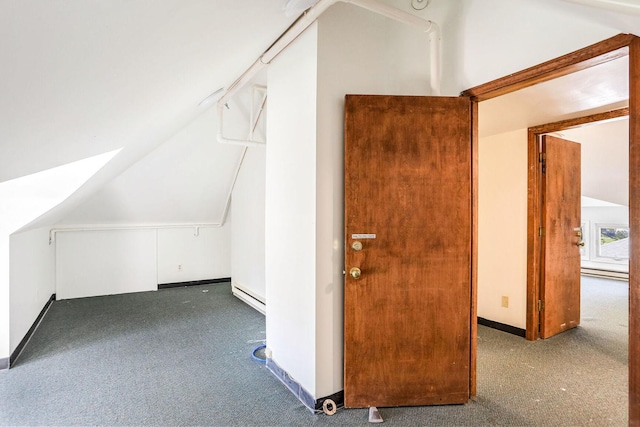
[{"left": 594, "top": 223, "right": 629, "bottom": 263}]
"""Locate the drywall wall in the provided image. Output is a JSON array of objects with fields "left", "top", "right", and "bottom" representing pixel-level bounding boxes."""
[
  {"left": 157, "top": 225, "right": 231, "bottom": 284},
  {"left": 478, "top": 129, "right": 528, "bottom": 329},
  {"left": 265, "top": 22, "right": 319, "bottom": 395},
  {"left": 51, "top": 104, "right": 239, "bottom": 299},
  {"left": 9, "top": 227, "right": 55, "bottom": 354},
  {"left": 231, "top": 147, "right": 266, "bottom": 301},
  {"left": 56, "top": 226, "right": 231, "bottom": 300},
  {"left": 56, "top": 230, "right": 157, "bottom": 299},
  {"left": 563, "top": 118, "right": 629, "bottom": 207}
]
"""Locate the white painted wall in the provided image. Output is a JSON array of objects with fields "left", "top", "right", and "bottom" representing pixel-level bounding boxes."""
[
  {"left": 9, "top": 227, "right": 55, "bottom": 354},
  {"left": 563, "top": 118, "right": 629, "bottom": 206},
  {"left": 56, "top": 230, "right": 157, "bottom": 300},
  {"left": 315, "top": 2, "right": 434, "bottom": 398},
  {"left": 478, "top": 129, "right": 528, "bottom": 329},
  {"left": 0, "top": 150, "right": 117, "bottom": 362},
  {"left": 50, "top": 103, "right": 239, "bottom": 300},
  {"left": 266, "top": 23, "right": 319, "bottom": 395},
  {"left": 231, "top": 147, "right": 266, "bottom": 301},
  {"left": 56, "top": 226, "right": 231, "bottom": 300},
  {"left": 157, "top": 226, "right": 231, "bottom": 284}
]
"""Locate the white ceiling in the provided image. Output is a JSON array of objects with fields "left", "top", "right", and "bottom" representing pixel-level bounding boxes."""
[
  {"left": 0, "top": 0, "right": 294, "bottom": 183},
  {"left": 479, "top": 55, "right": 629, "bottom": 138},
  {"left": 479, "top": 54, "right": 629, "bottom": 207}
]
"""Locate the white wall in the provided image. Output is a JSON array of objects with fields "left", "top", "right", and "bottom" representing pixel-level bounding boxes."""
[
  {"left": 231, "top": 147, "right": 266, "bottom": 301},
  {"left": 478, "top": 129, "right": 528, "bottom": 329},
  {"left": 157, "top": 226, "right": 231, "bottom": 284},
  {"left": 9, "top": 227, "right": 55, "bottom": 354},
  {"left": 563, "top": 118, "right": 629, "bottom": 206},
  {"left": 56, "top": 230, "right": 157, "bottom": 300},
  {"left": 266, "top": 23, "right": 319, "bottom": 394},
  {"left": 55, "top": 226, "right": 231, "bottom": 300},
  {"left": 50, "top": 104, "right": 238, "bottom": 299},
  {"left": 315, "top": 2, "right": 433, "bottom": 398}
]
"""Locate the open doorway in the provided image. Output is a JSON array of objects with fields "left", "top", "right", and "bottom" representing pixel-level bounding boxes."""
[
  {"left": 532, "top": 111, "right": 629, "bottom": 339},
  {"left": 463, "top": 33, "right": 639, "bottom": 423}
]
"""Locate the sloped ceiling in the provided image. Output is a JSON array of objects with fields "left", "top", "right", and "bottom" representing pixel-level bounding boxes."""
[
  {"left": 479, "top": 55, "right": 629, "bottom": 207},
  {"left": 0, "top": 0, "right": 292, "bottom": 183},
  {"left": 3, "top": 0, "right": 640, "bottom": 230}
]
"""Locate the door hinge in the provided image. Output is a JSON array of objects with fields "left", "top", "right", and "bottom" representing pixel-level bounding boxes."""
[
  {"left": 538, "top": 300, "right": 545, "bottom": 312},
  {"left": 539, "top": 227, "right": 545, "bottom": 237},
  {"left": 539, "top": 152, "right": 546, "bottom": 174}
]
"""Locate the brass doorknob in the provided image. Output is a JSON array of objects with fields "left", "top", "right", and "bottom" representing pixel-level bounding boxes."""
[
  {"left": 350, "top": 267, "right": 361, "bottom": 279},
  {"left": 576, "top": 240, "right": 585, "bottom": 247}
]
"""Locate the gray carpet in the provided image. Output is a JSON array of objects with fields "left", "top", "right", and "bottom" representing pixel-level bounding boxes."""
[{"left": 0, "top": 277, "right": 628, "bottom": 426}]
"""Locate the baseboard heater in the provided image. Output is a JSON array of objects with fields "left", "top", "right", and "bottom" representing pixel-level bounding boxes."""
[
  {"left": 158, "top": 277, "right": 231, "bottom": 289},
  {"left": 6, "top": 293, "right": 56, "bottom": 369},
  {"left": 231, "top": 282, "right": 265, "bottom": 315},
  {"left": 581, "top": 268, "right": 628, "bottom": 281}
]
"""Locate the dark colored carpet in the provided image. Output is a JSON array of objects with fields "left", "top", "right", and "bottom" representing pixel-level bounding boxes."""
[{"left": 0, "top": 277, "right": 627, "bottom": 426}]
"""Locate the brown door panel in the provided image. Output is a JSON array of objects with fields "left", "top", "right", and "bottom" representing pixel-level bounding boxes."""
[{"left": 344, "top": 95, "right": 472, "bottom": 408}]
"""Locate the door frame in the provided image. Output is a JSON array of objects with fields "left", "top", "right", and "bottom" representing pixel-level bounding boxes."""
[
  {"left": 462, "top": 33, "right": 639, "bottom": 425},
  {"left": 529, "top": 107, "right": 629, "bottom": 339}
]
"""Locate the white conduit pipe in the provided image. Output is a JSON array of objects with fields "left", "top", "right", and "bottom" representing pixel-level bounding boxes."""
[
  {"left": 48, "top": 223, "right": 222, "bottom": 244},
  {"left": 217, "top": 0, "right": 440, "bottom": 146}
]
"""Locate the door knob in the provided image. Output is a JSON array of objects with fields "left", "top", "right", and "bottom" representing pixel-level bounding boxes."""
[
  {"left": 352, "top": 241, "right": 363, "bottom": 251},
  {"left": 576, "top": 241, "right": 585, "bottom": 247},
  {"left": 350, "top": 267, "right": 361, "bottom": 279}
]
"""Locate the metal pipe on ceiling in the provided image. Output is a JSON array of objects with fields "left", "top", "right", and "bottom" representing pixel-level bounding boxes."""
[{"left": 217, "top": 0, "right": 440, "bottom": 146}]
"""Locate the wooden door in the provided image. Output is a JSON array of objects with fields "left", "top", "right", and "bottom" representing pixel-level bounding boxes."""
[
  {"left": 540, "top": 135, "right": 582, "bottom": 339},
  {"left": 344, "top": 95, "right": 472, "bottom": 408}
]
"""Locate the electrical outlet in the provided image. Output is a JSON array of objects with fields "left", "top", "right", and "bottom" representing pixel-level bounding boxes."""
[
  {"left": 178, "top": 264, "right": 183, "bottom": 271},
  {"left": 501, "top": 296, "right": 509, "bottom": 308}
]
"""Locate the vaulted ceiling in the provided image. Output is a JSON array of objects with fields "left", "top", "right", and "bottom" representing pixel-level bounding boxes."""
[
  {"left": 3, "top": 0, "right": 640, "bottom": 229},
  {"left": 0, "top": 0, "right": 293, "bottom": 183}
]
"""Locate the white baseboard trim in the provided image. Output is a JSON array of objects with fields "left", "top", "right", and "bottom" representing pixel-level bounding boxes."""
[{"left": 232, "top": 282, "right": 266, "bottom": 314}]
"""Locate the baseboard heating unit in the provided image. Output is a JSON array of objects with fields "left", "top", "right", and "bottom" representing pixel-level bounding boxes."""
[{"left": 232, "top": 282, "right": 266, "bottom": 314}]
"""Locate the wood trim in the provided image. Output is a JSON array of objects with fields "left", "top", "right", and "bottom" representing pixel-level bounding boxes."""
[
  {"left": 526, "top": 129, "right": 541, "bottom": 341},
  {"left": 525, "top": 106, "right": 629, "bottom": 342},
  {"left": 469, "top": 31, "right": 638, "bottom": 425},
  {"left": 462, "top": 34, "right": 634, "bottom": 101},
  {"left": 470, "top": 99, "right": 479, "bottom": 397},
  {"left": 629, "top": 36, "right": 640, "bottom": 427},
  {"left": 529, "top": 108, "right": 629, "bottom": 134}
]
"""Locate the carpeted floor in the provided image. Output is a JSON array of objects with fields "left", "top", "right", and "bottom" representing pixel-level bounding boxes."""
[{"left": 0, "top": 276, "right": 628, "bottom": 426}]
